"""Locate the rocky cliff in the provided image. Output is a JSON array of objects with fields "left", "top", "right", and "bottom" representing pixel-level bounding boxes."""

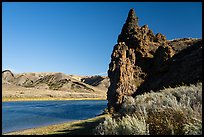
[{"left": 107, "top": 8, "right": 202, "bottom": 113}]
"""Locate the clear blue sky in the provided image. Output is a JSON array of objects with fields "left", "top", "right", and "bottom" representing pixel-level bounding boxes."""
[{"left": 2, "top": 2, "right": 202, "bottom": 76}]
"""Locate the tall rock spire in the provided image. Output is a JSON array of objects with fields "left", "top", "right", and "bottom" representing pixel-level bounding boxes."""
[
  {"left": 125, "top": 8, "right": 139, "bottom": 30},
  {"left": 107, "top": 8, "right": 171, "bottom": 113},
  {"left": 118, "top": 8, "right": 139, "bottom": 46}
]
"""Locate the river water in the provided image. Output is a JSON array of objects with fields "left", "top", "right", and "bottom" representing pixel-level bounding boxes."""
[{"left": 2, "top": 100, "right": 107, "bottom": 134}]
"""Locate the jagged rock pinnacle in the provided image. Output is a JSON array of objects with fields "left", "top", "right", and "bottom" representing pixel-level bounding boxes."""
[
  {"left": 118, "top": 8, "right": 139, "bottom": 45},
  {"left": 107, "top": 8, "right": 173, "bottom": 113},
  {"left": 107, "top": 8, "right": 202, "bottom": 114},
  {"left": 126, "top": 8, "right": 139, "bottom": 27},
  {"left": 121, "top": 8, "right": 139, "bottom": 34}
]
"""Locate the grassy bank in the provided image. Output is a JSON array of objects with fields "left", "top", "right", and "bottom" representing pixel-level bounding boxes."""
[
  {"left": 2, "top": 97, "right": 106, "bottom": 102},
  {"left": 3, "top": 114, "right": 108, "bottom": 135}
]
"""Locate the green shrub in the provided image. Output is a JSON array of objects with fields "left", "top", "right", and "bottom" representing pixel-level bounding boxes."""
[
  {"left": 183, "top": 118, "right": 202, "bottom": 135},
  {"left": 94, "top": 114, "right": 149, "bottom": 135},
  {"left": 94, "top": 83, "right": 202, "bottom": 135}
]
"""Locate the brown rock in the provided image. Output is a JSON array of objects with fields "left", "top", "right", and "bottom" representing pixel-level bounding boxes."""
[
  {"left": 154, "top": 33, "right": 166, "bottom": 43},
  {"left": 107, "top": 9, "right": 166, "bottom": 113},
  {"left": 133, "top": 40, "right": 202, "bottom": 96},
  {"left": 107, "top": 8, "right": 202, "bottom": 113}
]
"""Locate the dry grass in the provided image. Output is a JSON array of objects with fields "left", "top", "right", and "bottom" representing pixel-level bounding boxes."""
[
  {"left": 2, "top": 97, "right": 106, "bottom": 102},
  {"left": 94, "top": 114, "right": 149, "bottom": 135},
  {"left": 2, "top": 83, "right": 106, "bottom": 102},
  {"left": 94, "top": 82, "right": 202, "bottom": 135}
]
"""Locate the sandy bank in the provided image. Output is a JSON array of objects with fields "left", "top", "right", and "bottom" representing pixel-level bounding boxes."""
[{"left": 2, "top": 97, "right": 107, "bottom": 102}]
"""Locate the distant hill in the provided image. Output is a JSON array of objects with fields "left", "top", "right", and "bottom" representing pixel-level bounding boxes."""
[
  {"left": 81, "top": 75, "right": 110, "bottom": 91},
  {"left": 2, "top": 71, "right": 109, "bottom": 100}
]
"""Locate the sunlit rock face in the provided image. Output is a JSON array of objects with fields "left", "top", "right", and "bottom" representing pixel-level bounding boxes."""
[{"left": 107, "top": 8, "right": 202, "bottom": 113}]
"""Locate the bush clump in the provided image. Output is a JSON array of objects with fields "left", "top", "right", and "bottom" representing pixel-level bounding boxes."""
[
  {"left": 94, "top": 114, "right": 149, "bottom": 135},
  {"left": 94, "top": 83, "right": 202, "bottom": 135}
]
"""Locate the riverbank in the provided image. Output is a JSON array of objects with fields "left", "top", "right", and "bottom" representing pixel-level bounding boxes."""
[
  {"left": 2, "top": 97, "right": 107, "bottom": 102},
  {"left": 3, "top": 114, "right": 109, "bottom": 135}
]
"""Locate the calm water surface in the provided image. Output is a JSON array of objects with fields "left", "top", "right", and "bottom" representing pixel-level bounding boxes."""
[{"left": 2, "top": 100, "right": 107, "bottom": 133}]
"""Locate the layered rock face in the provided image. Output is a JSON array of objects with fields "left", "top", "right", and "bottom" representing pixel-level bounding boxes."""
[
  {"left": 107, "top": 8, "right": 202, "bottom": 113},
  {"left": 2, "top": 70, "right": 15, "bottom": 83}
]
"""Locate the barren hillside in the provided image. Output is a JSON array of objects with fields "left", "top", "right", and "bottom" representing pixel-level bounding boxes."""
[{"left": 2, "top": 71, "right": 109, "bottom": 100}]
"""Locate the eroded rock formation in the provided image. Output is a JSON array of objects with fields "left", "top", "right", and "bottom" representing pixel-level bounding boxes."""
[
  {"left": 2, "top": 70, "right": 15, "bottom": 83},
  {"left": 107, "top": 8, "right": 202, "bottom": 113}
]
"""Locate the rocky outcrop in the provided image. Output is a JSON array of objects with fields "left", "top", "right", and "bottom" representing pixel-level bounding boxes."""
[
  {"left": 167, "top": 38, "right": 201, "bottom": 53},
  {"left": 133, "top": 40, "right": 202, "bottom": 96},
  {"left": 2, "top": 70, "right": 15, "bottom": 83},
  {"left": 107, "top": 8, "right": 202, "bottom": 113}
]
